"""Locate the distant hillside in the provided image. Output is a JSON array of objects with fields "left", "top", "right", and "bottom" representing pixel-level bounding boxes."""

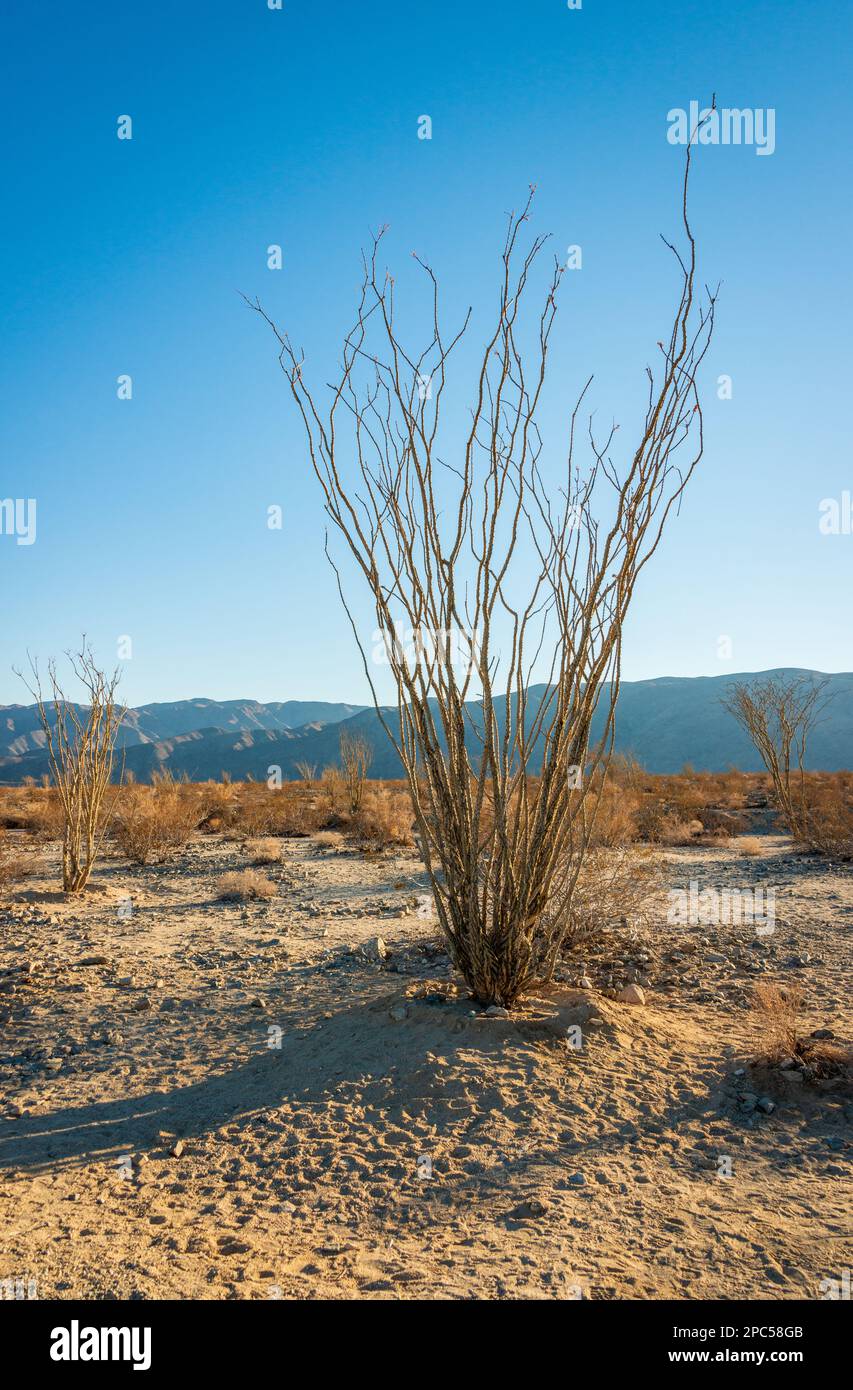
[
  {"left": 0, "top": 671, "right": 850, "bottom": 783},
  {"left": 0, "top": 698, "right": 366, "bottom": 761}
]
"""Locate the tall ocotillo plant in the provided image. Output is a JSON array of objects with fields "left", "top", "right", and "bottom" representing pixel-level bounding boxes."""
[
  {"left": 20, "top": 645, "right": 125, "bottom": 893},
  {"left": 249, "top": 146, "right": 716, "bottom": 1005}
]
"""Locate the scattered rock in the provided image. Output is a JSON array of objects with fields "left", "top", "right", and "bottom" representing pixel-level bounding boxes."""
[
  {"left": 618, "top": 984, "right": 645, "bottom": 1006},
  {"left": 508, "top": 1198, "right": 548, "bottom": 1220},
  {"left": 219, "top": 1239, "right": 252, "bottom": 1256},
  {"left": 363, "top": 936, "right": 388, "bottom": 961}
]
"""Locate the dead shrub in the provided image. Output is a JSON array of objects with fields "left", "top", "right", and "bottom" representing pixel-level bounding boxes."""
[
  {"left": 752, "top": 981, "right": 802, "bottom": 1058},
  {"left": 0, "top": 831, "right": 33, "bottom": 892},
  {"left": 197, "top": 780, "right": 239, "bottom": 832},
  {"left": 294, "top": 761, "right": 317, "bottom": 790},
  {"left": 268, "top": 798, "right": 323, "bottom": 837},
  {"left": 313, "top": 830, "right": 344, "bottom": 853},
  {"left": 215, "top": 869, "right": 277, "bottom": 902},
  {"left": 585, "top": 774, "right": 640, "bottom": 848},
  {"left": 319, "top": 766, "right": 347, "bottom": 819},
  {"left": 558, "top": 845, "right": 663, "bottom": 951},
  {"left": 113, "top": 774, "right": 200, "bottom": 864},
  {"left": 352, "top": 788, "right": 414, "bottom": 850},
  {"left": 751, "top": 981, "right": 851, "bottom": 1080},
  {"left": 737, "top": 835, "right": 763, "bottom": 856},
  {"left": 339, "top": 730, "right": 372, "bottom": 815},
  {"left": 25, "top": 790, "right": 67, "bottom": 841},
  {"left": 803, "top": 783, "right": 853, "bottom": 860},
  {"left": 657, "top": 813, "right": 703, "bottom": 846}
]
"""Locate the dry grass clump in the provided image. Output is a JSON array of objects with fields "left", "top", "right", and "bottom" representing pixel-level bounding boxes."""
[
  {"left": 215, "top": 869, "right": 278, "bottom": 902},
  {"left": 113, "top": 774, "right": 200, "bottom": 864},
  {"left": 752, "top": 981, "right": 803, "bottom": 1057},
  {"left": 751, "top": 982, "right": 851, "bottom": 1080},
  {"left": 0, "top": 830, "right": 33, "bottom": 893},
  {"left": 738, "top": 835, "right": 763, "bottom": 856},
  {"left": 244, "top": 837, "right": 282, "bottom": 865},
  {"left": 352, "top": 787, "right": 414, "bottom": 850},
  {"left": 313, "top": 830, "right": 343, "bottom": 852}
]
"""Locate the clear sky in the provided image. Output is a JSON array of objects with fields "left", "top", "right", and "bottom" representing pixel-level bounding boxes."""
[{"left": 1, "top": 0, "right": 850, "bottom": 707}]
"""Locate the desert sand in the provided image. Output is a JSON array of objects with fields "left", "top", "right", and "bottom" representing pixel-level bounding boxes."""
[{"left": 1, "top": 832, "right": 850, "bottom": 1300}]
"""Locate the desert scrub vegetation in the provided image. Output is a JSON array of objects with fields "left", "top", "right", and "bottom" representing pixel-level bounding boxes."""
[
  {"left": 339, "top": 730, "right": 372, "bottom": 816},
  {"left": 0, "top": 829, "right": 33, "bottom": 894},
  {"left": 243, "top": 836, "right": 282, "bottom": 865},
  {"left": 724, "top": 676, "right": 853, "bottom": 859},
  {"left": 17, "top": 644, "right": 125, "bottom": 893},
  {"left": 0, "top": 782, "right": 67, "bottom": 840},
  {"left": 351, "top": 786, "right": 414, "bottom": 850},
  {"left": 561, "top": 844, "right": 662, "bottom": 950},
  {"left": 113, "top": 772, "right": 201, "bottom": 864},
  {"left": 737, "top": 835, "right": 763, "bottom": 856},
  {"left": 251, "top": 134, "right": 717, "bottom": 1005},
  {"left": 751, "top": 982, "right": 851, "bottom": 1082},
  {"left": 319, "top": 766, "right": 347, "bottom": 821},
  {"left": 215, "top": 869, "right": 278, "bottom": 902}
]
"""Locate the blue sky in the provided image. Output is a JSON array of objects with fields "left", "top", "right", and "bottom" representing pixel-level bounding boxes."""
[{"left": 1, "top": 0, "right": 850, "bottom": 706}]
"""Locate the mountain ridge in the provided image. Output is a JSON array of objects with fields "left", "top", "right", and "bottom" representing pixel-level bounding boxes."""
[{"left": 1, "top": 670, "right": 850, "bottom": 782}]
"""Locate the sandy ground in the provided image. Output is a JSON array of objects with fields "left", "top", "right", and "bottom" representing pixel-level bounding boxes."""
[{"left": 0, "top": 832, "right": 850, "bottom": 1301}]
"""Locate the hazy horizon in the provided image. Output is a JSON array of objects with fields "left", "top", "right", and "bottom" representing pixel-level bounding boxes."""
[{"left": 2, "top": 665, "right": 852, "bottom": 715}]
